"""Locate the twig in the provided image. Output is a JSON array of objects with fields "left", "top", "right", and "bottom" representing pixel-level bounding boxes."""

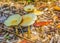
[{"left": 0, "top": 28, "right": 35, "bottom": 43}]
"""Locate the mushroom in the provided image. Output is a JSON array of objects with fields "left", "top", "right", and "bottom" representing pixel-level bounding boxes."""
[
  {"left": 4, "top": 14, "right": 22, "bottom": 26},
  {"left": 24, "top": 5, "right": 35, "bottom": 12},
  {"left": 20, "top": 14, "right": 37, "bottom": 38}
]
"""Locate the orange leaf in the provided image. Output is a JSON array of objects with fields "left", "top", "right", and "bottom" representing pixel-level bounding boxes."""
[{"left": 20, "top": 40, "right": 27, "bottom": 43}]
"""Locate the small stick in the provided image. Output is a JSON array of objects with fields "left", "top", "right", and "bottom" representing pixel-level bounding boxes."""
[
  {"left": 19, "top": 26, "right": 24, "bottom": 36},
  {"left": 50, "top": 37, "right": 54, "bottom": 43}
]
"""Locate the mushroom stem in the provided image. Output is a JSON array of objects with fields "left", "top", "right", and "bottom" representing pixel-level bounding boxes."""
[
  {"left": 15, "top": 26, "right": 18, "bottom": 35},
  {"left": 28, "top": 26, "right": 31, "bottom": 38}
]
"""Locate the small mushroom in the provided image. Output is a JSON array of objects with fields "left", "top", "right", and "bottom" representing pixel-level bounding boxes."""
[
  {"left": 4, "top": 14, "right": 22, "bottom": 26},
  {"left": 24, "top": 5, "right": 35, "bottom": 12},
  {"left": 20, "top": 14, "right": 37, "bottom": 26}
]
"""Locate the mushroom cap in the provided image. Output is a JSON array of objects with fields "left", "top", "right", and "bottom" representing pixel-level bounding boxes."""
[
  {"left": 24, "top": 5, "right": 35, "bottom": 12},
  {"left": 20, "top": 14, "right": 37, "bottom": 27},
  {"left": 4, "top": 14, "right": 22, "bottom": 26}
]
